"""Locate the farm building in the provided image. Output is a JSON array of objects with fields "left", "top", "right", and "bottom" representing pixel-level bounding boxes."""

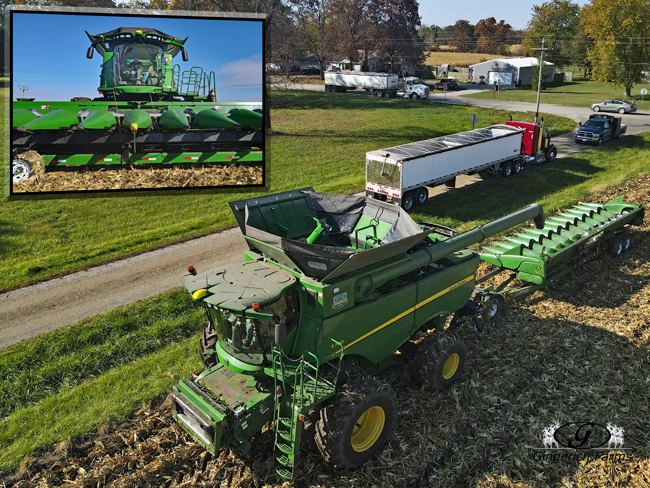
[{"left": 469, "top": 57, "right": 555, "bottom": 86}]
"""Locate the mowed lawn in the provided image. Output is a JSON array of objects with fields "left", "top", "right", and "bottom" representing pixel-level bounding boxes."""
[
  {"left": 0, "top": 89, "right": 575, "bottom": 292},
  {"left": 464, "top": 78, "right": 650, "bottom": 108}
]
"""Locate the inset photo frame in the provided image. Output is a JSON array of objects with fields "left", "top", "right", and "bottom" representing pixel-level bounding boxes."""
[{"left": 7, "top": 6, "right": 266, "bottom": 195}]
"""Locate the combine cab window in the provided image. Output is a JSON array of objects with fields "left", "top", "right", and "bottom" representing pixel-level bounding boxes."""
[
  {"left": 211, "top": 286, "right": 300, "bottom": 365},
  {"left": 113, "top": 44, "right": 163, "bottom": 87}
]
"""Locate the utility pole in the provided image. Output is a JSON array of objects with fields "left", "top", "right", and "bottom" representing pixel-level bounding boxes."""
[
  {"left": 17, "top": 85, "right": 29, "bottom": 99},
  {"left": 531, "top": 37, "right": 548, "bottom": 124}
]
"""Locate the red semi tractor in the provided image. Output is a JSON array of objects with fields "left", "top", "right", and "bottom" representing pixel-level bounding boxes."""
[{"left": 365, "top": 120, "right": 557, "bottom": 210}]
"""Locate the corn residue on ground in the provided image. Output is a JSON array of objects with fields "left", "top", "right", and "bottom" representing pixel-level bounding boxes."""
[
  {"left": 4, "top": 175, "right": 650, "bottom": 487},
  {"left": 12, "top": 152, "right": 263, "bottom": 192}
]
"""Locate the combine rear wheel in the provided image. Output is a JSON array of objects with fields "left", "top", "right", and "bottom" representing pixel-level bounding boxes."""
[
  {"left": 12, "top": 158, "right": 31, "bottom": 183},
  {"left": 414, "top": 334, "right": 468, "bottom": 391},
  {"left": 315, "top": 370, "right": 397, "bottom": 469}
]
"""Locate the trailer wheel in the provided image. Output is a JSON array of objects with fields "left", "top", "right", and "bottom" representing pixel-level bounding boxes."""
[
  {"left": 199, "top": 326, "right": 219, "bottom": 368},
  {"left": 500, "top": 161, "right": 513, "bottom": 177},
  {"left": 414, "top": 334, "right": 468, "bottom": 391},
  {"left": 415, "top": 187, "right": 429, "bottom": 205},
  {"left": 513, "top": 159, "right": 522, "bottom": 173},
  {"left": 315, "top": 372, "right": 397, "bottom": 469},
  {"left": 402, "top": 192, "right": 415, "bottom": 211},
  {"left": 12, "top": 158, "right": 32, "bottom": 183},
  {"left": 622, "top": 236, "right": 632, "bottom": 252},
  {"left": 481, "top": 295, "right": 503, "bottom": 323},
  {"left": 608, "top": 239, "right": 623, "bottom": 257}
]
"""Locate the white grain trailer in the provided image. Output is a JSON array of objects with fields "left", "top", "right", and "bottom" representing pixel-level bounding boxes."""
[
  {"left": 365, "top": 125, "right": 525, "bottom": 210},
  {"left": 324, "top": 71, "right": 399, "bottom": 97}
]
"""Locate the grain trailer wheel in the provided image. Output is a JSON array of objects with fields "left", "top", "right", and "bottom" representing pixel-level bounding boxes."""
[
  {"left": 500, "top": 161, "right": 513, "bottom": 177},
  {"left": 401, "top": 192, "right": 415, "bottom": 211},
  {"left": 416, "top": 187, "right": 429, "bottom": 205},
  {"left": 513, "top": 159, "right": 522, "bottom": 173},
  {"left": 315, "top": 372, "right": 397, "bottom": 469},
  {"left": 414, "top": 334, "right": 468, "bottom": 391}
]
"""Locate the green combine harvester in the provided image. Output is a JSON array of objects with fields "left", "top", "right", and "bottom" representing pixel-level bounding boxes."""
[
  {"left": 12, "top": 27, "right": 263, "bottom": 183},
  {"left": 172, "top": 188, "right": 643, "bottom": 479}
]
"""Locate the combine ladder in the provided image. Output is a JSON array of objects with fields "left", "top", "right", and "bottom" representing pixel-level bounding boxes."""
[{"left": 271, "top": 340, "right": 343, "bottom": 480}]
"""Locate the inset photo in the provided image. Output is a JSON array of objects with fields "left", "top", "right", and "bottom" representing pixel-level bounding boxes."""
[{"left": 8, "top": 7, "right": 265, "bottom": 195}]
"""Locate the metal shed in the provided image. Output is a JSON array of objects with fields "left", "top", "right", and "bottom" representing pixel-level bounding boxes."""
[{"left": 469, "top": 57, "right": 555, "bottom": 87}]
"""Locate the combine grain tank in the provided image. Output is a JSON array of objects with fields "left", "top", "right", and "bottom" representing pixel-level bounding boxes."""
[{"left": 12, "top": 27, "right": 263, "bottom": 183}]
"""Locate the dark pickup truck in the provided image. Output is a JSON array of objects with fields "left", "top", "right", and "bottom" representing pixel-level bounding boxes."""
[{"left": 575, "top": 114, "right": 627, "bottom": 145}]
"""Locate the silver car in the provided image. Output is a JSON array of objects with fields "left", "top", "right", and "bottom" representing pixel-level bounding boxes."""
[{"left": 591, "top": 100, "right": 637, "bottom": 114}]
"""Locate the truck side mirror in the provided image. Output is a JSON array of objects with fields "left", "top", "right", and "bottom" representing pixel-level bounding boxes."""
[
  {"left": 86, "top": 46, "right": 94, "bottom": 59},
  {"left": 182, "top": 49, "right": 189, "bottom": 62},
  {"left": 275, "top": 323, "right": 287, "bottom": 345}
]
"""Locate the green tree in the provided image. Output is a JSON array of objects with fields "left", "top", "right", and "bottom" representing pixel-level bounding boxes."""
[
  {"left": 581, "top": 0, "right": 650, "bottom": 97},
  {"left": 523, "top": 0, "right": 583, "bottom": 68}
]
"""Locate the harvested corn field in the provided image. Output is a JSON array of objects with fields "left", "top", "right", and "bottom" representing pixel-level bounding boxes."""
[
  {"left": 4, "top": 175, "right": 650, "bottom": 487},
  {"left": 12, "top": 152, "right": 263, "bottom": 193}
]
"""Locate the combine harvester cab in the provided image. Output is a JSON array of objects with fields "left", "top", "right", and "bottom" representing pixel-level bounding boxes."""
[
  {"left": 12, "top": 27, "right": 263, "bottom": 183},
  {"left": 173, "top": 188, "right": 551, "bottom": 479}
]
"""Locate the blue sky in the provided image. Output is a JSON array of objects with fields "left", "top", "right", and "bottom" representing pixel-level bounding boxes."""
[
  {"left": 11, "top": 12, "right": 263, "bottom": 102},
  {"left": 420, "top": 0, "right": 591, "bottom": 30}
]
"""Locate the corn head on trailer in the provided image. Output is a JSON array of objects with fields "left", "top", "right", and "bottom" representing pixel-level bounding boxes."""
[
  {"left": 12, "top": 27, "right": 263, "bottom": 183},
  {"left": 171, "top": 188, "right": 552, "bottom": 478},
  {"left": 366, "top": 122, "right": 556, "bottom": 210}
]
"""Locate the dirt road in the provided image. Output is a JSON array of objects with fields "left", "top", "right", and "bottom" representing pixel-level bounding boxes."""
[{"left": 2, "top": 94, "right": 648, "bottom": 348}]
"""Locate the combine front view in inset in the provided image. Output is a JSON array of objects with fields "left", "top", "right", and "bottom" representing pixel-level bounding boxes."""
[
  {"left": 12, "top": 27, "right": 263, "bottom": 183},
  {"left": 170, "top": 187, "right": 643, "bottom": 479}
]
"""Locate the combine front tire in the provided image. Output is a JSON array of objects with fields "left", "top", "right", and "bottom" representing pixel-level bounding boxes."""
[
  {"left": 315, "top": 372, "right": 397, "bottom": 469},
  {"left": 415, "top": 334, "right": 468, "bottom": 391}
]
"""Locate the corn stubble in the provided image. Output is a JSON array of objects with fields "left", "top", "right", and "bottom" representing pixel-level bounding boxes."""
[
  {"left": 12, "top": 152, "right": 263, "bottom": 192},
  {"left": 5, "top": 175, "right": 650, "bottom": 488}
]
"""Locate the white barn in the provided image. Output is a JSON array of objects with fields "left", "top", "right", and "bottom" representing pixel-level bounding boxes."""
[{"left": 469, "top": 57, "right": 555, "bottom": 87}]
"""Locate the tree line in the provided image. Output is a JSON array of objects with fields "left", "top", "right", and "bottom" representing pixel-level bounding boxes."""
[{"left": 419, "top": 19, "right": 524, "bottom": 55}]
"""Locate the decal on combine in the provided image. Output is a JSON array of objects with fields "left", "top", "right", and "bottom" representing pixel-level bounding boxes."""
[{"left": 332, "top": 292, "right": 348, "bottom": 309}]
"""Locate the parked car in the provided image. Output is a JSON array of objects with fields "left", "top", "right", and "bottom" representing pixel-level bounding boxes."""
[
  {"left": 300, "top": 66, "right": 320, "bottom": 75},
  {"left": 590, "top": 100, "right": 637, "bottom": 114},
  {"left": 433, "top": 78, "right": 458, "bottom": 90}
]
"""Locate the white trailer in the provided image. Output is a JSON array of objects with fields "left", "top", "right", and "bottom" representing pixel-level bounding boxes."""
[
  {"left": 324, "top": 71, "right": 399, "bottom": 97},
  {"left": 365, "top": 125, "right": 524, "bottom": 210}
]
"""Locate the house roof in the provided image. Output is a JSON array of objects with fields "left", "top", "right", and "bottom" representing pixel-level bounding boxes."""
[{"left": 469, "top": 57, "right": 555, "bottom": 69}]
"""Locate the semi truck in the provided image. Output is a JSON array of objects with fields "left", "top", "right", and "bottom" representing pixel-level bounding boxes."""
[
  {"left": 324, "top": 71, "right": 429, "bottom": 99},
  {"left": 575, "top": 114, "right": 626, "bottom": 145},
  {"left": 366, "top": 121, "right": 557, "bottom": 210},
  {"left": 171, "top": 188, "right": 643, "bottom": 480}
]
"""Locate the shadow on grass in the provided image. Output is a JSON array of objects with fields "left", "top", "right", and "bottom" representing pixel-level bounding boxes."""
[{"left": 415, "top": 155, "right": 602, "bottom": 225}]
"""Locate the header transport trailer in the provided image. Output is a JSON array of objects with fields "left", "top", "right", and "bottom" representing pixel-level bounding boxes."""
[
  {"left": 366, "top": 121, "right": 557, "bottom": 210},
  {"left": 171, "top": 188, "right": 643, "bottom": 480}
]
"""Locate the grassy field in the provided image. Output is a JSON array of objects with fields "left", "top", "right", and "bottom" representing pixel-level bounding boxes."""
[
  {"left": 464, "top": 78, "right": 650, "bottom": 107},
  {"left": 3, "top": 130, "right": 650, "bottom": 476},
  {"left": 425, "top": 51, "right": 504, "bottom": 67},
  {"left": 0, "top": 90, "right": 575, "bottom": 292}
]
